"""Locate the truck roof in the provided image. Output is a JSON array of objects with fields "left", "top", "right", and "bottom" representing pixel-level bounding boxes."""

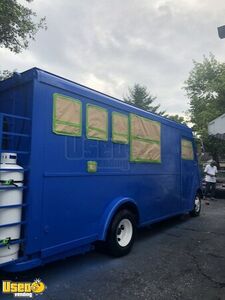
[{"left": 0, "top": 67, "right": 192, "bottom": 134}]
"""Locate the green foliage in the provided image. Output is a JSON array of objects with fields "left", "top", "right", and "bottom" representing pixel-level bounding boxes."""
[
  {"left": 184, "top": 54, "right": 225, "bottom": 160},
  {"left": 167, "top": 114, "right": 187, "bottom": 125},
  {"left": 0, "top": 0, "right": 47, "bottom": 53},
  {"left": 124, "top": 84, "right": 165, "bottom": 115}
]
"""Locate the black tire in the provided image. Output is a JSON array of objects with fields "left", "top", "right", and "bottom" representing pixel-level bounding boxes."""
[
  {"left": 190, "top": 194, "right": 201, "bottom": 217},
  {"left": 106, "top": 209, "right": 137, "bottom": 257}
]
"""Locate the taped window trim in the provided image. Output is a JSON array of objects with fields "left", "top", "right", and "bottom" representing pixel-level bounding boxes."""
[
  {"left": 56, "top": 120, "right": 81, "bottom": 127},
  {"left": 130, "top": 140, "right": 161, "bottom": 163},
  {"left": 86, "top": 104, "right": 108, "bottom": 141},
  {"left": 130, "top": 114, "right": 161, "bottom": 143},
  {"left": 130, "top": 157, "right": 161, "bottom": 163},
  {"left": 130, "top": 113, "right": 161, "bottom": 163},
  {"left": 88, "top": 126, "right": 106, "bottom": 134},
  {"left": 131, "top": 136, "right": 160, "bottom": 144},
  {"left": 181, "top": 139, "right": 194, "bottom": 160},
  {"left": 112, "top": 112, "right": 129, "bottom": 144},
  {"left": 53, "top": 93, "right": 82, "bottom": 136},
  {"left": 54, "top": 125, "right": 81, "bottom": 136}
]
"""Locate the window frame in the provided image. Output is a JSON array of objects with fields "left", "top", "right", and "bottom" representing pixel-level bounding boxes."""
[
  {"left": 112, "top": 112, "right": 129, "bottom": 144},
  {"left": 181, "top": 138, "right": 194, "bottom": 161},
  {"left": 130, "top": 113, "right": 161, "bottom": 163},
  {"left": 86, "top": 104, "right": 108, "bottom": 141},
  {"left": 53, "top": 93, "right": 82, "bottom": 137}
]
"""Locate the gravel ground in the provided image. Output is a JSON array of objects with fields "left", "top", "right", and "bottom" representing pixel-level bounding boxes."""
[{"left": 1, "top": 198, "right": 225, "bottom": 300}]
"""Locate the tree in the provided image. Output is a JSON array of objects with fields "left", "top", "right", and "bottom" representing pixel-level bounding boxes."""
[
  {"left": 167, "top": 114, "right": 187, "bottom": 125},
  {"left": 0, "top": 0, "right": 46, "bottom": 53},
  {"left": 123, "top": 84, "right": 165, "bottom": 115},
  {"left": 0, "top": 70, "right": 12, "bottom": 80},
  {"left": 184, "top": 54, "right": 225, "bottom": 162}
]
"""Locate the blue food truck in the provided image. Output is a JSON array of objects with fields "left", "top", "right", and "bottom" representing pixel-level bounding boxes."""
[{"left": 0, "top": 68, "right": 202, "bottom": 272}]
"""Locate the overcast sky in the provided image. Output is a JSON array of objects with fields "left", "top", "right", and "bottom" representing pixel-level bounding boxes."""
[{"left": 1, "top": 0, "right": 225, "bottom": 114}]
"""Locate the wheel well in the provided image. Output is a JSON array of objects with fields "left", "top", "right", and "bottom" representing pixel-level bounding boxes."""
[
  {"left": 102, "top": 202, "right": 139, "bottom": 241},
  {"left": 113, "top": 202, "right": 140, "bottom": 224}
]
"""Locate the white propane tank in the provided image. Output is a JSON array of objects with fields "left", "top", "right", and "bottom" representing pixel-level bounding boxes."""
[{"left": 0, "top": 153, "right": 24, "bottom": 264}]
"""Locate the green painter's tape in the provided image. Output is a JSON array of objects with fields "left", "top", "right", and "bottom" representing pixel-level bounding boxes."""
[
  {"left": 129, "top": 113, "right": 161, "bottom": 163},
  {"left": 86, "top": 104, "right": 108, "bottom": 141},
  {"left": 112, "top": 112, "right": 129, "bottom": 144},
  {"left": 0, "top": 237, "right": 11, "bottom": 247},
  {"left": 53, "top": 93, "right": 82, "bottom": 137}
]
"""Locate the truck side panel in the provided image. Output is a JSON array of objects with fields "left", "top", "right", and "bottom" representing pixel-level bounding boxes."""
[
  {"left": 31, "top": 82, "right": 185, "bottom": 256},
  {"left": 0, "top": 69, "right": 201, "bottom": 271}
]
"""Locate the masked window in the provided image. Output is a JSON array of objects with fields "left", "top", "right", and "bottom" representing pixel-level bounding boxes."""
[
  {"left": 53, "top": 93, "right": 82, "bottom": 136},
  {"left": 130, "top": 114, "right": 161, "bottom": 163},
  {"left": 181, "top": 139, "right": 194, "bottom": 160},
  {"left": 112, "top": 112, "right": 129, "bottom": 144},
  {"left": 86, "top": 104, "right": 108, "bottom": 141}
]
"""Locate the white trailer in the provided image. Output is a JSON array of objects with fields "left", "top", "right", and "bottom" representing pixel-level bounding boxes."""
[{"left": 208, "top": 113, "right": 225, "bottom": 140}]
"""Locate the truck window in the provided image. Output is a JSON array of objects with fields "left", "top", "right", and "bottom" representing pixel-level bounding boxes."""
[
  {"left": 53, "top": 93, "right": 82, "bottom": 136},
  {"left": 181, "top": 139, "right": 194, "bottom": 160},
  {"left": 86, "top": 104, "right": 108, "bottom": 141},
  {"left": 112, "top": 112, "right": 129, "bottom": 144},
  {"left": 130, "top": 114, "right": 161, "bottom": 163}
]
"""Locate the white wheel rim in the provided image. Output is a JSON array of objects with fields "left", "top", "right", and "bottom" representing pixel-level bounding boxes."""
[
  {"left": 116, "top": 219, "right": 133, "bottom": 247},
  {"left": 195, "top": 197, "right": 201, "bottom": 212}
]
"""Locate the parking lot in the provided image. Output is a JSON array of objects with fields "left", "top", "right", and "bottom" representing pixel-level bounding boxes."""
[{"left": 1, "top": 198, "right": 225, "bottom": 300}]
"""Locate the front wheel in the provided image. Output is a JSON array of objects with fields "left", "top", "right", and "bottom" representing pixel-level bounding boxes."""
[
  {"left": 190, "top": 194, "right": 201, "bottom": 217},
  {"left": 106, "top": 209, "right": 137, "bottom": 257}
]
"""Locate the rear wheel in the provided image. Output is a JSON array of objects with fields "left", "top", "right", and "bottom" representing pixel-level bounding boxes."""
[
  {"left": 106, "top": 209, "right": 137, "bottom": 257},
  {"left": 190, "top": 194, "right": 201, "bottom": 217}
]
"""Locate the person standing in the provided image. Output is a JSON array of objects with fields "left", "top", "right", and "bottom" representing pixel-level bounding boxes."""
[{"left": 204, "top": 160, "right": 218, "bottom": 200}]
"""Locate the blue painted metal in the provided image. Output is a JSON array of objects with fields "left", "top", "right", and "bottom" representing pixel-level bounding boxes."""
[
  {"left": 1, "top": 258, "right": 42, "bottom": 272},
  {"left": 0, "top": 68, "right": 201, "bottom": 272},
  {"left": 0, "top": 186, "right": 26, "bottom": 190},
  {"left": 0, "top": 221, "right": 26, "bottom": 228},
  {"left": 0, "top": 204, "right": 26, "bottom": 209},
  {"left": 0, "top": 239, "right": 24, "bottom": 249},
  {"left": 99, "top": 197, "right": 138, "bottom": 240}
]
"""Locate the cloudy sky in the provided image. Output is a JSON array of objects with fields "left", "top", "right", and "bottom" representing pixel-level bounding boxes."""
[{"left": 1, "top": 0, "right": 225, "bottom": 114}]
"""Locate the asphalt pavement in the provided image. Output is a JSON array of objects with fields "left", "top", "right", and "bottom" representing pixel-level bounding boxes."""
[{"left": 1, "top": 198, "right": 225, "bottom": 300}]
